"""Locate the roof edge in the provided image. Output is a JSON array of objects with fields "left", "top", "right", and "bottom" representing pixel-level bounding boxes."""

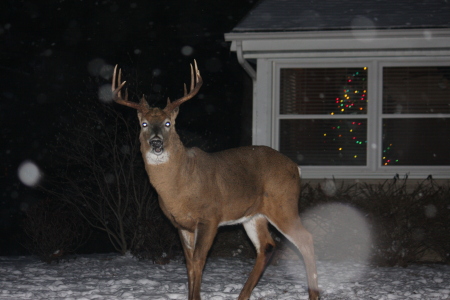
[{"left": 225, "top": 28, "right": 450, "bottom": 41}]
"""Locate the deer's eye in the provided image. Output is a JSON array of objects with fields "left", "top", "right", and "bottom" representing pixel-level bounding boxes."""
[
  {"left": 165, "top": 121, "right": 171, "bottom": 127},
  {"left": 142, "top": 122, "right": 148, "bottom": 127}
]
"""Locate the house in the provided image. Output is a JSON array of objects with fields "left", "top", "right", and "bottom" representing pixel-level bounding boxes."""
[{"left": 225, "top": 0, "right": 450, "bottom": 180}]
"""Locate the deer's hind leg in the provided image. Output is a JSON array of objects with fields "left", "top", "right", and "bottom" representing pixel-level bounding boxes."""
[
  {"left": 238, "top": 215, "right": 276, "bottom": 300},
  {"left": 267, "top": 211, "right": 319, "bottom": 300}
]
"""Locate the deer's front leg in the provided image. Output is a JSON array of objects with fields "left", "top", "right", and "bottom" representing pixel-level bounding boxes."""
[
  {"left": 179, "top": 229, "right": 195, "bottom": 298},
  {"left": 180, "top": 223, "right": 218, "bottom": 300}
]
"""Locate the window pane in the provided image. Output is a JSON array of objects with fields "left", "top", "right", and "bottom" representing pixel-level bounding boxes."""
[
  {"left": 383, "top": 67, "right": 450, "bottom": 114},
  {"left": 280, "top": 68, "right": 368, "bottom": 115},
  {"left": 382, "top": 118, "right": 450, "bottom": 166},
  {"left": 280, "top": 119, "right": 367, "bottom": 166}
]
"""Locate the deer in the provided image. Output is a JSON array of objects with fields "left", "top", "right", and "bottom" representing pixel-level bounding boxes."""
[{"left": 111, "top": 60, "right": 320, "bottom": 300}]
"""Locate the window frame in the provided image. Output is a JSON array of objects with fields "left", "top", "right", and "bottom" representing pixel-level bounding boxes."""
[{"left": 270, "top": 57, "right": 450, "bottom": 179}]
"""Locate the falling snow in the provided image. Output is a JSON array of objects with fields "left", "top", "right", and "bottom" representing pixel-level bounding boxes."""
[
  {"left": 98, "top": 84, "right": 114, "bottom": 103},
  {"left": 181, "top": 46, "right": 194, "bottom": 56}
]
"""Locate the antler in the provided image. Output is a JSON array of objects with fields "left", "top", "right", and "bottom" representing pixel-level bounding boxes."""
[
  {"left": 164, "top": 60, "right": 203, "bottom": 113},
  {"left": 112, "top": 61, "right": 201, "bottom": 112},
  {"left": 112, "top": 65, "right": 147, "bottom": 110}
]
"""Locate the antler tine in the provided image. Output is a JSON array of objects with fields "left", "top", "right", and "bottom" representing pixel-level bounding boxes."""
[
  {"left": 190, "top": 62, "right": 195, "bottom": 93},
  {"left": 165, "top": 59, "right": 203, "bottom": 113},
  {"left": 111, "top": 65, "right": 143, "bottom": 110}
]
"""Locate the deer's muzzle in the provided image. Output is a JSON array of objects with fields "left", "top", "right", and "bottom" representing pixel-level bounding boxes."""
[{"left": 150, "top": 139, "right": 164, "bottom": 155}]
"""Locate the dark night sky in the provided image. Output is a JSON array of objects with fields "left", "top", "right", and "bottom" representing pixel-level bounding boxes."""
[{"left": 0, "top": 0, "right": 256, "bottom": 254}]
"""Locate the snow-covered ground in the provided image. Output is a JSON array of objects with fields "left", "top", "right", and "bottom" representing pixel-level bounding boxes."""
[{"left": 1, "top": 254, "right": 449, "bottom": 300}]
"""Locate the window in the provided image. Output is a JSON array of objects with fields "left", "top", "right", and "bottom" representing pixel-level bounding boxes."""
[
  {"left": 273, "top": 61, "right": 450, "bottom": 178},
  {"left": 279, "top": 67, "right": 369, "bottom": 166},
  {"left": 382, "top": 66, "right": 450, "bottom": 166}
]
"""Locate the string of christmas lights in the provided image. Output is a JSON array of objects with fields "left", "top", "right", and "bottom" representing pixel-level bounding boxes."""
[
  {"left": 323, "top": 66, "right": 399, "bottom": 165},
  {"left": 382, "top": 143, "right": 399, "bottom": 165},
  {"left": 325, "top": 67, "right": 368, "bottom": 162}
]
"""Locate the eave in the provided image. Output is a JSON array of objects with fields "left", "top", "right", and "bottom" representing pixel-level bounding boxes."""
[{"left": 225, "top": 28, "right": 450, "bottom": 59}]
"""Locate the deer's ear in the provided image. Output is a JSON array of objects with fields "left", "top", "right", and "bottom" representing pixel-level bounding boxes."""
[{"left": 140, "top": 95, "right": 150, "bottom": 110}]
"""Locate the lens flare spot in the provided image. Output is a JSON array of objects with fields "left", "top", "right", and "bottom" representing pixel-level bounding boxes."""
[{"left": 18, "top": 160, "right": 42, "bottom": 187}]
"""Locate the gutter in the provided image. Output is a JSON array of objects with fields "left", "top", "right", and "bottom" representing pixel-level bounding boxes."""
[{"left": 236, "top": 40, "right": 256, "bottom": 81}]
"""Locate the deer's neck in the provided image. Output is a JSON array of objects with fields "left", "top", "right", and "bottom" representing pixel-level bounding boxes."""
[{"left": 141, "top": 132, "right": 191, "bottom": 193}]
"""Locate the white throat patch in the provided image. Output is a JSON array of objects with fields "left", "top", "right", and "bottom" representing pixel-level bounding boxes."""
[{"left": 145, "top": 150, "right": 170, "bottom": 165}]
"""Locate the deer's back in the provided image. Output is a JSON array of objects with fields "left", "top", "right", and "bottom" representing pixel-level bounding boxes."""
[{"left": 193, "top": 145, "right": 301, "bottom": 199}]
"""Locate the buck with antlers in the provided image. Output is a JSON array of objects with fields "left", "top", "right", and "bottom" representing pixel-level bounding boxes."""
[{"left": 111, "top": 61, "right": 319, "bottom": 300}]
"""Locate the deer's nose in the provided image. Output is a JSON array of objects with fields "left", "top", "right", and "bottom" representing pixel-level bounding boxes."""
[
  {"left": 149, "top": 138, "right": 164, "bottom": 154},
  {"left": 150, "top": 139, "right": 162, "bottom": 149}
]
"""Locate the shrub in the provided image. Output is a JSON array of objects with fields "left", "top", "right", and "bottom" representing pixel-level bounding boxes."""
[
  {"left": 358, "top": 179, "right": 450, "bottom": 266},
  {"left": 299, "top": 179, "right": 450, "bottom": 266},
  {"left": 130, "top": 209, "right": 180, "bottom": 264},
  {"left": 209, "top": 226, "right": 255, "bottom": 259},
  {"left": 22, "top": 199, "right": 91, "bottom": 263}
]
